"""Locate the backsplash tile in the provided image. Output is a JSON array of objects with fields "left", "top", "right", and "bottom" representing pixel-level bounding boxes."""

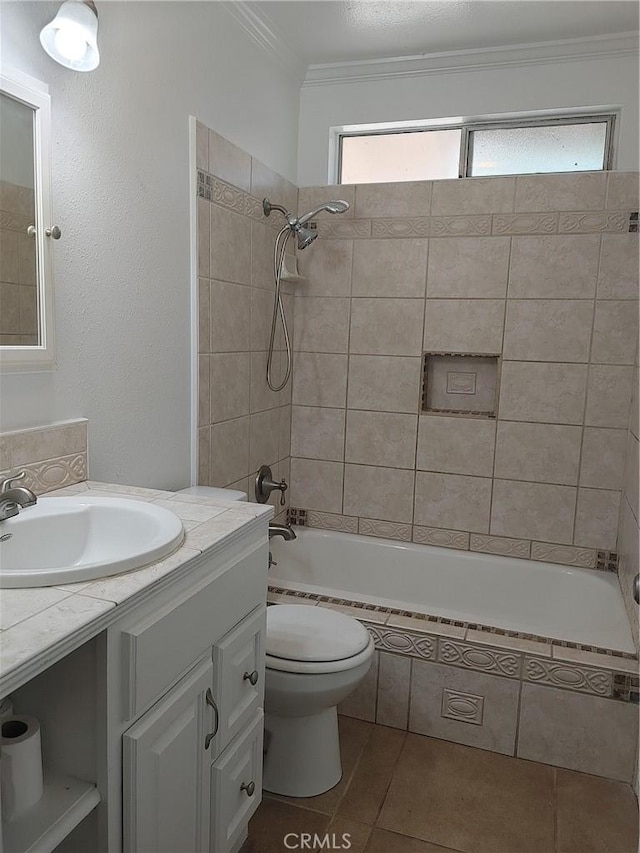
[{"left": 0, "top": 419, "right": 88, "bottom": 494}]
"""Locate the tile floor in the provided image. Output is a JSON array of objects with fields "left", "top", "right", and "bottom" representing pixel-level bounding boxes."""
[{"left": 245, "top": 716, "right": 639, "bottom": 853}]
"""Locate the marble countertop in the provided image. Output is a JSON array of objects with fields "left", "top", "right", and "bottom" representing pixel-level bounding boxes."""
[{"left": 0, "top": 481, "right": 274, "bottom": 695}]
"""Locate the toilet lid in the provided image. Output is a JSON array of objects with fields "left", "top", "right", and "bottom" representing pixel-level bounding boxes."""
[{"left": 266, "top": 604, "right": 371, "bottom": 662}]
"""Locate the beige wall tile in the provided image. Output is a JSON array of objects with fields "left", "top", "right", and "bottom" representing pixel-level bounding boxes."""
[
  {"left": 198, "top": 278, "right": 210, "bottom": 354},
  {"left": 292, "top": 352, "right": 348, "bottom": 407},
  {"left": 208, "top": 129, "right": 251, "bottom": 192},
  {"left": 195, "top": 121, "right": 208, "bottom": 171},
  {"left": 198, "top": 355, "right": 210, "bottom": 427},
  {"left": 209, "top": 416, "right": 249, "bottom": 486},
  {"left": 0, "top": 282, "right": 20, "bottom": 333},
  {"left": 376, "top": 653, "right": 411, "bottom": 729},
  {"left": 197, "top": 427, "right": 210, "bottom": 485},
  {"left": 297, "top": 239, "right": 354, "bottom": 297},
  {"left": 414, "top": 472, "right": 492, "bottom": 533},
  {"left": 606, "top": 172, "right": 639, "bottom": 210},
  {"left": 597, "top": 234, "right": 640, "bottom": 300},
  {"left": 585, "top": 365, "right": 634, "bottom": 428},
  {"left": 580, "top": 427, "right": 627, "bottom": 490},
  {"left": 509, "top": 235, "right": 599, "bottom": 299},
  {"left": 279, "top": 404, "right": 292, "bottom": 461},
  {"left": 355, "top": 181, "right": 432, "bottom": 218},
  {"left": 491, "top": 480, "right": 576, "bottom": 544},
  {"left": 352, "top": 239, "right": 428, "bottom": 298},
  {"left": 250, "top": 351, "right": 279, "bottom": 414},
  {"left": 291, "top": 405, "right": 346, "bottom": 461},
  {"left": 517, "top": 683, "right": 637, "bottom": 782},
  {"left": 431, "top": 176, "right": 515, "bottom": 215},
  {"left": 416, "top": 416, "right": 496, "bottom": 477},
  {"left": 413, "top": 526, "right": 470, "bottom": 550},
  {"left": 209, "top": 204, "right": 251, "bottom": 285},
  {"left": 344, "top": 464, "right": 415, "bottom": 523},
  {"left": 409, "top": 659, "right": 520, "bottom": 755},
  {"left": 624, "top": 429, "right": 639, "bottom": 520},
  {"left": 573, "top": 488, "right": 620, "bottom": 550},
  {"left": 209, "top": 353, "right": 250, "bottom": 423},
  {"left": 294, "top": 297, "right": 351, "bottom": 353},
  {"left": 5, "top": 421, "right": 88, "bottom": 467},
  {"left": 514, "top": 173, "right": 606, "bottom": 212},
  {"left": 503, "top": 300, "right": 593, "bottom": 362},
  {"left": 499, "top": 362, "right": 588, "bottom": 424},
  {"left": 424, "top": 299, "right": 505, "bottom": 354},
  {"left": 250, "top": 221, "right": 276, "bottom": 290},
  {"left": 248, "top": 287, "right": 274, "bottom": 353},
  {"left": 210, "top": 280, "right": 250, "bottom": 352},
  {"left": 591, "top": 301, "right": 638, "bottom": 364},
  {"left": 427, "top": 237, "right": 510, "bottom": 298},
  {"left": 338, "top": 651, "right": 379, "bottom": 722},
  {"left": 290, "top": 457, "right": 344, "bottom": 513},
  {"left": 346, "top": 411, "right": 418, "bottom": 469},
  {"left": 298, "top": 185, "right": 356, "bottom": 219},
  {"left": 249, "top": 408, "right": 280, "bottom": 472},
  {"left": 250, "top": 158, "right": 284, "bottom": 201},
  {"left": 494, "top": 422, "right": 582, "bottom": 485},
  {"left": 197, "top": 199, "right": 210, "bottom": 278},
  {"left": 350, "top": 299, "right": 424, "bottom": 356},
  {"left": 347, "top": 355, "right": 421, "bottom": 414}
]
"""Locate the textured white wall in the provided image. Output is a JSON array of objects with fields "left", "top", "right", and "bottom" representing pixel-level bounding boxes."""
[
  {"left": 298, "top": 53, "right": 640, "bottom": 186},
  {"left": 0, "top": 1, "right": 301, "bottom": 488}
]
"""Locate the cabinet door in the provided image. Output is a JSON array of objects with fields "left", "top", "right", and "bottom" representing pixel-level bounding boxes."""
[
  {"left": 211, "top": 711, "right": 264, "bottom": 853},
  {"left": 123, "top": 658, "right": 214, "bottom": 853},
  {"left": 212, "top": 606, "right": 265, "bottom": 756}
]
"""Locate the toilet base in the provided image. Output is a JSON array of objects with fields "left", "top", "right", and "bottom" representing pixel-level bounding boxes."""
[{"left": 263, "top": 707, "right": 342, "bottom": 797}]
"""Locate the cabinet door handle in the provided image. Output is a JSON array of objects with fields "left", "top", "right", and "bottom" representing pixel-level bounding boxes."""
[
  {"left": 243, "top": 670, "right": 259, "bottom": 686},
  {"left": 240, "top": 781, "right": 256, "bottom": 797},
  {"left": 204, "top": 688, "right": 219, "bottom": 750}
]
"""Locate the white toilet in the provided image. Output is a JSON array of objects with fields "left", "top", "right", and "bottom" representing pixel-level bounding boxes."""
[
  {"left": 263, "top": 604, "right": 375, "bottom": 797},
  {"left": 177, "top": 485, "right": 375, "bottom": 797}
]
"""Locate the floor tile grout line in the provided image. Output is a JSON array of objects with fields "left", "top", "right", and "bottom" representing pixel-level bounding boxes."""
[{"left": 370, "top": 729, "right": 410, "bottom": 828}]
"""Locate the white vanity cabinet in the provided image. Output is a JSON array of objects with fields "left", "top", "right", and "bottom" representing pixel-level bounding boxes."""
[{"left": 115, "top": 533, "right": 268, "bottom": 853}]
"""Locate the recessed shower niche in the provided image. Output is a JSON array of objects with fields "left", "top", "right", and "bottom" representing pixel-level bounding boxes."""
[{"left": 421, "top": 353, "right": 499, "bottom": 418}]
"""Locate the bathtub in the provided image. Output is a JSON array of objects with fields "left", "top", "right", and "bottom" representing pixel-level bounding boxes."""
[{"left": 269, "top": 527, "right": 635, "bottom": 655}]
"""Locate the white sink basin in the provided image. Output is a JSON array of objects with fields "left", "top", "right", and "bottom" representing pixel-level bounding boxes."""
[{"left": 0, "top": 497, "right": 184, "bottom": 588}]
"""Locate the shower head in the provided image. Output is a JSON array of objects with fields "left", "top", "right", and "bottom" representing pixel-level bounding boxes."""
[
  {"left": 296, "top": 227, "right": 318, "bottom": 250},
  {"left": 297, "top": 200, "right": 350, "bottom": 227}
]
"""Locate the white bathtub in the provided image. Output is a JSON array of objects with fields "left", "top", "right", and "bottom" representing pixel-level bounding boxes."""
[{"left": 269, "top": 528, "right": 635, "bottom": 654}]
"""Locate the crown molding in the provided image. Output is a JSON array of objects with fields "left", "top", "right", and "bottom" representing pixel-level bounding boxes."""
[
  {"left": 220, "top": 1, "right": 306, "bottom": 81},
  {"left": 304, "top": 32, "right": 639, "bottom": 87}
]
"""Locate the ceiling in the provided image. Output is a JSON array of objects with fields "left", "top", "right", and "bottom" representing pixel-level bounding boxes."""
[{"left": 256, "top": 1, "right": 639, "bottom": 66}]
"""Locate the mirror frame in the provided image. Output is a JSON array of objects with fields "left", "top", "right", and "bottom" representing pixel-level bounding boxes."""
[{"left": 1, "top": 69, "right": 55, "bottom": 370}]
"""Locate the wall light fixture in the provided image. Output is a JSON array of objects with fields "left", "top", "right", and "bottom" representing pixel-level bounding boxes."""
[{"left": 40, "top": 0, "right": 100, "bottom": 72}]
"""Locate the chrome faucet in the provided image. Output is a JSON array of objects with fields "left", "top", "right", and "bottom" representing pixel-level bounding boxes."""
[
  {"left": 0, "top": 472, "right": 38, "bottom": 522},
  {"left": 268, "top": 522, "right": 296, "bottom": 541}
]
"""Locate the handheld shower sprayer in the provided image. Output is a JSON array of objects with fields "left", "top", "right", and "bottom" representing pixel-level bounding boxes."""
[{"left": 263, "top": 195, "right": 350, "bottom": 391}]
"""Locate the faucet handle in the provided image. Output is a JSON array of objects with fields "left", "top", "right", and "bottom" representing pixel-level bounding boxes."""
[{"left": 0, "top": 471, "right": 27, "bottom": 494}]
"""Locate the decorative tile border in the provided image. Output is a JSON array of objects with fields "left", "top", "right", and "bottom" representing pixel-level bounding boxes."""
[
  {"left": 267, "top": 585, "right": 638, "bottom": 683},
  {"left": 371, "top": 218, "right": 430, "bottom": 238},
  {"left": 0, "top": 420, "right": 88, "bottom": 495},
  {"left": 492, "top": 213, "right": 558, "bottom": 235},
  {"left": 441, "top": 688, "right": 484, "bottom": 725},
  {"left": 558, "top": 211, "right": 628, "bottom": 233},
  {"left": 431, "top": 215, "right": 492, "bottom": 236},
  {"left": 288, "top": 507, "right": 614, "bottom": 574},
  {"left": 523, "top": 657, "right": 612, "bottom": 697}
]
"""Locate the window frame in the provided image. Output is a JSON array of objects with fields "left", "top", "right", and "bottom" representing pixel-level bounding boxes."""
[{"left": 334, "top": 112, "right": 617, "bottom": 184}]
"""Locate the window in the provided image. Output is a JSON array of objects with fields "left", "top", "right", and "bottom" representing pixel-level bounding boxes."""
[{"left": 336, "top": 113, "right": 615, "bottom": 184}]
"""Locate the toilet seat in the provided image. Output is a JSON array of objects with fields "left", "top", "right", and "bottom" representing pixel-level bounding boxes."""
[{"left": 266, "top": 604, "right": 374, "bottom": 674}]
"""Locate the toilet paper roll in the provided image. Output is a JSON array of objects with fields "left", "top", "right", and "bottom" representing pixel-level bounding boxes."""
[{"left": 1, "top": 715, "right": 44, "bottom": 821}]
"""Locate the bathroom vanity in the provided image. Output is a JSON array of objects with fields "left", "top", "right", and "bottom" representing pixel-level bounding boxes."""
[{"left": 0, "top": 484, "right": 272, "bottom": 853}]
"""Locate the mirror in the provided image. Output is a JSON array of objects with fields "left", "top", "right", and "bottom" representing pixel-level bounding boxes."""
[{"left": 0, "top": 71, "right": 55, "bottom": 369}]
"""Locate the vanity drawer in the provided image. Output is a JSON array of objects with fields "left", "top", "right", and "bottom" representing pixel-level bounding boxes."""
[
  {"left": 211, "top": 605, "right": 265, "bottom": 756},
  {"left": 121, "top": 544, "right": 266, "bottom": 720},
  {"left": 210, "top": 711, "right": 263, "bottom": 853}
]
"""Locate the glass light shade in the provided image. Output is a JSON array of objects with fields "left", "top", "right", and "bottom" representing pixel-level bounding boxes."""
[{"left": 40, "top": 1, "right": 100, "bottom": 72}]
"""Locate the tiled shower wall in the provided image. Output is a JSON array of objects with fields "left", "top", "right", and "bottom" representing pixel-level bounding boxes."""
[
  {"left": 290, "top": 172, "right": 639, "bottom": 567},
  {"left": 196, "top": 124, "right": 297, "bottom": 510},
  {"left": 618, "top": 352, "right": 639, "bottom": 650},
  {"left": 0, "top": 180, "right": 38, "bottom": 345}
]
